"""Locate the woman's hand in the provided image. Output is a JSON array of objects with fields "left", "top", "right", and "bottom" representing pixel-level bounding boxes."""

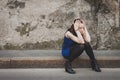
[
  {"left": 78, "top": 23, "right": 85, "bottom": 35},
  {"left": 79, "top": 28, "right": 85, "bottom": 35}
]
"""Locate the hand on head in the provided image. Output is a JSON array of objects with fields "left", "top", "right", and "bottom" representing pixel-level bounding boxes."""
[{"left": 74, "top": 19, "right": 85, "bottom": 34}]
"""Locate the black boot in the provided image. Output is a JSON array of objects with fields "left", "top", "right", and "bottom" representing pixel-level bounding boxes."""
[
  {"left": 91, "top": 60, "right": 101, "bottom": 72},
  {"left": 65, "top": 60, "right": 76, "bottom": 74}
]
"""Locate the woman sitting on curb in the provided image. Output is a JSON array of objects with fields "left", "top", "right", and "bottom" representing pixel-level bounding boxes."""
[{"left": 61, "top": 18, "right": 101, "bottom": 74}]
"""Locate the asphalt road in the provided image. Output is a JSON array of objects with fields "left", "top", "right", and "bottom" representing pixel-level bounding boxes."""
[{"left": 0, "top": 68, "right": 119, "bottom": 80}]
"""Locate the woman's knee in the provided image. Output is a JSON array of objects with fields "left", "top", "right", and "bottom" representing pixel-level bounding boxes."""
[
  {"left": 84, "top": 42, "right": 90, "bottom": 46},
  {"left": 80, "top": 44, "right": 85, "bottom": 49},
  {"left": 75, "top": 44, "right": 85, "bottom": 50},
  {"left": 84, "top": 42, "right": 93, "bottom": 50},
  {"left": 70, "top": 44, "right": 84, "bottom": 52}
]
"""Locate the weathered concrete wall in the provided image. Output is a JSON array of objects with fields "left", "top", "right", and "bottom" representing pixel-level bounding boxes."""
[{"left": 0, "top": 0, "right": 119, "bottom": 50}]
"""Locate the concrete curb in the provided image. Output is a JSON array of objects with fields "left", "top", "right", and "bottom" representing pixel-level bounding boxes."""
[
  {"left": 0, "top": 56, "right": 120, "bottom": 68},
  {"left": 0, "top": 50, "right": 120, "bottom": 68}
]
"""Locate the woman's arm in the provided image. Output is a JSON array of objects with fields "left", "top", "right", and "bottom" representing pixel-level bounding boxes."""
[
  {"left": 82, "top": 26, "right": 91, "bottom": 43},
  {"left": 65, "top": 31, "right": 85, "bottom": 44},
  {"left": 74, "top": 24, "right": 85, "bottom": 43}
]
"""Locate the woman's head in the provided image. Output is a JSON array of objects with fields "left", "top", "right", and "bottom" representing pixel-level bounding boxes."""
[
  {"left": 74, "top": 18, "right": 83, "bottom": 24},
  {"left": 68, "top": 18, "right": 84, "bottom": 35},
  {"left": 74, "top": 18, "right": 84, "bottom": 29}
]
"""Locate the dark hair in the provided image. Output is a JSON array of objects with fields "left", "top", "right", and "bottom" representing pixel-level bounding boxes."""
[
  {"left": 68, "top": 18, "right": 83, "bottom": 36},
  {"left": 74, "top": 18, "right": 83, "bottom": 23},
  {"left": 68, "top": 24, "right": 76, "bottom": 36}
]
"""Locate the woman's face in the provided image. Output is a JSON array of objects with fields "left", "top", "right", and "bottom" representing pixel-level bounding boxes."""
[
  {"left": 75, "top": 20, "right": 85, "bottom": 34},
  {"left": 75, "top": 20, "right": 84, "bottom": 28}
]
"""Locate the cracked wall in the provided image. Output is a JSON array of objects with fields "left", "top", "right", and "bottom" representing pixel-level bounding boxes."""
[{"left": 0, "top": 0, "right": 119, "bottom": 50}]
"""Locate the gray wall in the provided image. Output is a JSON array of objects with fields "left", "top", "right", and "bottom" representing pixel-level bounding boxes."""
[{"left": 0, "top": 0, "right": 119, "bottom": 50}]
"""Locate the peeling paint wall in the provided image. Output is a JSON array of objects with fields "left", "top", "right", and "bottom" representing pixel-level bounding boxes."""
[{"left": 0, "top": 0, "right": 119, "bottom": 50}]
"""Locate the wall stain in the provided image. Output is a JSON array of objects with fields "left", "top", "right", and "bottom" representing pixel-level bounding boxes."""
[
  {"left": 3, "top": 38, "right": 64, "bottom": 50},
  {"left": 15, "top": 22, "right": 38, "bottom": 36},
  {"left": 7, "top": 0, "right": 25, "bottom": 9},
  {"left": 15, "top": 23, "right": 30, "bottom": 36}
]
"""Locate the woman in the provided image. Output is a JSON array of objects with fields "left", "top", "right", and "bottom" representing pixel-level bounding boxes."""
[{"left": 62, "top": 18, "right": 101, "bottom": 74}]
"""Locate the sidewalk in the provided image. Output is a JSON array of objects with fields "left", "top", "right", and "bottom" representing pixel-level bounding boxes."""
[
  {"left": 0, "top": 50, "right": 120, "bottom": 68},
  {"left": 0, "top": 68, "right": 120, "bottom": 80}
]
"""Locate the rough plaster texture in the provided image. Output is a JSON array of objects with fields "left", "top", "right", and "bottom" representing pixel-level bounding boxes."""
[{"left": 0, "top": 0, "right": 119, "bottom": 50}]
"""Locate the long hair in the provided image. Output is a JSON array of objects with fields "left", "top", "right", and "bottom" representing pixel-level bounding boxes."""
[{"left": 68, "top": 24, "right": 76, "bottom": 36}]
